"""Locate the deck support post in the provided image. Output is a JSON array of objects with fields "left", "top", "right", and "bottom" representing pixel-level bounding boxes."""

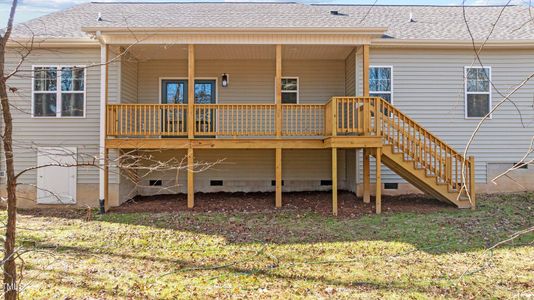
[
  {"left": 275, "top": 148, "right": 282, "bottom": 208},
  {"left": 275, "top": 44, "right": 282, "bottom": 137},
  {"left": 363, "top": 148, "right": 371, "bottom": 203},
  {"left": 187, "top": 146, "right": 194, "bottom": 208},
  {"left": 332, "top": 147, "right": 338, "bottom": 216},
  {"left": 375, "top": 147, "right": 382, "bottom": 214},
  {"left": 188, "top": 44, "right": 195, "bottom": 139},
  {"left": 99, "top": 42, "right": 108, "bottom": 213},
  {"left": 103, "top": 148, "right": 109, "bottom": 212}
]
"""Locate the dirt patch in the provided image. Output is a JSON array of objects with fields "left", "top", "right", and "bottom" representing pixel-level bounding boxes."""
[{"left": 110, "top": 191, "right": 453, "bottom": 216}]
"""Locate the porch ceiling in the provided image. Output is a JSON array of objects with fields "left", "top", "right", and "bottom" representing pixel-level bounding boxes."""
[{"left": 126, "top": 44, "right": 355, "bottom": 61}]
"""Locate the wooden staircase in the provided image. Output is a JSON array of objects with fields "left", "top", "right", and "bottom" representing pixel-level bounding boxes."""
[{"left": 332, "top": 97, "right": 476, "bottom": 209}]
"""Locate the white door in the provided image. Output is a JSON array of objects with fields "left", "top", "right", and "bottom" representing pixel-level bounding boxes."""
[{"left": 37, "top": 147, "right": 77, "bottom": 204}]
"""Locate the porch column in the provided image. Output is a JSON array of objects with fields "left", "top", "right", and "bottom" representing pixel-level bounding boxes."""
[
  {"left": 275, "top": 44, "right": 282, "bottom": 137},
  {"left": 363, "top": 148, "right": 371, "bottom": 203},
  {"left": 332, "top": 148, "right": 338, "bottom": 216},
  {"left": 362, "top": 44, "right": 370, "bottom": 97},
  {"left": 188, "top": 44, "right": 195, "bottom": 139},
  {"left": 187, "top": 146, "right": 194, "bottom": 208},
  {"left": 274, "top": 45, "right": 283, "bottom": 208},
  {"left": 375, "top": 147, "right": 382, "bottom": 214},
  {"left": 99, "top": 42, "right": 109, "bottom": 212},
  {"left": 187, "top": 45, "right": 195, "bottom": 208},
  {"left": 362, "top": 44, "right": 371, "bottom": 204},
  {"left": 275, "top": 148, "right": 282, "bottom": 208}
]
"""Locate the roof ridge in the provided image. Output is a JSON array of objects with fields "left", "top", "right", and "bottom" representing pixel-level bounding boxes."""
[{"left": 89, "top": 1, "right": 300, "bottom": 4}]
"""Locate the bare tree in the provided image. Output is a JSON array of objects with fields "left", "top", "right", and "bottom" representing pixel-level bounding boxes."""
[{"left": 1, "top": 1, "right": 21, "bottom": 298}]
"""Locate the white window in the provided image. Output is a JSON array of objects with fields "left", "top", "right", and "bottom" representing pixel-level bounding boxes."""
[
  {"left": 369, "top": 66, "right": 393, "bottom": 103},
  {"left": 32, "top": 66, "right": 86, "bottom": 117},
  {"left": 465, "top": 66, "right": 491, "bottom": 118},
  {"left": 281, "top": 77, "right": 298, "bottom": 104}
]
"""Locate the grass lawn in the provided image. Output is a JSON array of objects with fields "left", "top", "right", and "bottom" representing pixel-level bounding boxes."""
[{"left": 2, "top": 193, "right": 533, "bottom": 299}]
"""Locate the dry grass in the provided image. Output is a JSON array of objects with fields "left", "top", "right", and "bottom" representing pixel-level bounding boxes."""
[{"left": 3, "top": 193, "right": 533, "bottom": 299}]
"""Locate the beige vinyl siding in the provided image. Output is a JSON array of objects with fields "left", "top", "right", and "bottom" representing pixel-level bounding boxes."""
[
  {"left": 137, "top": 59, "right": 345, "bottom": 104},
  {"left": 4, "top": 47, "right": 113, "bottom": 185},
  {"left": 107, "top": 47, "right": 120, "bottom": 104},
  {"left": 344, "top": 49, "right": 356, "bottom": 96},
  {"left": 283, "top": 60, "right": 345, "bottom": 103},
  {"left": 120, "top": 52, "right": 138, "bottom": 103},
  {"left": 364, "top": 47, "right": 534, "bottom": 183}
]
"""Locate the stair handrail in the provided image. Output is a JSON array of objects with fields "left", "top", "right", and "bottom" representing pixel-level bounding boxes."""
[{"left": 374, "top": 97, "right": 475, "bottom": 204}]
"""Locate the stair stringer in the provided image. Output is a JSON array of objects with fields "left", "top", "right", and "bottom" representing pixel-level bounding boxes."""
[{"left": 378, "top": 146, "right": 471, "bottom": 209}]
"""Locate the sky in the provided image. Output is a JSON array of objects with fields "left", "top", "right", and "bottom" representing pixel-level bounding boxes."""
[{"left": 0, "top": 0, "right": 526, "bottom": 24}]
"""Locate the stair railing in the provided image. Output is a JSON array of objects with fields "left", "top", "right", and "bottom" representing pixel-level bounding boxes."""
[{"left": 330, "top": 96, "right": 476, "bottom": 205}]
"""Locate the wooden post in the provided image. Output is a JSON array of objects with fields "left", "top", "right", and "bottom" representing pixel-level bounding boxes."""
[
  {"left": 275, "top": 44, "right": 282, "bottom": 137},
  {"left": 104, "top": 148, "right": 109, "bottom": 212},
  {"left": 332, "top": 147, "right": 338, "bottom": 216},
  {"left": 363, "top": 148, "right": 371, "bottom": 203},
  {"left": 375, "top": 147, "right": 382, "bottom": 214},
  {"left": 187, "top": 146, "right": 194, "bottom": 208},
  {"left": 331, "top": 98, "right": 338, "bottom": 137},
  {"left": 469, "top": 156, "right": 476, "bottom": 210},
  {"left": 275, "top": 148, "right": 282, "bottom": 208},
  {"left": 362, "top": 44, "right": 370, "bottom": 97},
  {"left": 99, "top": 43, "right": 108, "bottom": 213},
  {"left": 188, "top": 44, "right": 195, "bottom": 138}
]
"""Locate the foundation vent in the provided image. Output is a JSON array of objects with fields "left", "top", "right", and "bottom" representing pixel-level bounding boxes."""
[
  {"left": 384, "top": 183, "right": 398, "bottom": 190},
  {"left": 149, "top": 180, "right": 162, "bottom": 186},
  {"left": 210, "top": 180, "right": 223, "bottom": 186},
  {"left": 513, "top": 162, "right": 528, "bottom": 169},
  {"left": 320, "top": 180, "right": 332, "bottom": 186},
  {"left": 271, "top": 180, "right": 284, "bottom": 186}
]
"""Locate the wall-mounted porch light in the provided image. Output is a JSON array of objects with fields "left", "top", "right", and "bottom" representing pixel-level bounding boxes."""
[{"left": 221, "top": 73, "right": 229, "bottom": 87}]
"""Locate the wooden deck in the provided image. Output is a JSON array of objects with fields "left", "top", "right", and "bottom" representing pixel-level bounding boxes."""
[{"left": 105, "top": 97, "right": 476, "bottom": 215}]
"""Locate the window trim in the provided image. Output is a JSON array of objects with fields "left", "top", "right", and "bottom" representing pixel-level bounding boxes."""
[
  {"left": 464, "top": 66, "right": 492, "bottom": 120},
  {"left": 369, "top": 65, "right": 393, "bottom": 104},
  {"left": 31, "top": 65, "right": 87, "bottom": 118},
  {"left": 281, "top": 76, "right": 299, "bottom": 104}
]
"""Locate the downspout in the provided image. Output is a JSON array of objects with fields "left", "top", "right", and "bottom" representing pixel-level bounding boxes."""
[{"left": 97, "top": 31, "right": 107, "bottom": 214}]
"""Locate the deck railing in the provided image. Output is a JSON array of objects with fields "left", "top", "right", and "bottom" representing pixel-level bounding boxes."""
[
  {"left": 106, "top": 104, "right": 187, "bottom": 137},
  {"left": 107, "top": 103, "right": 326, "bottom": 137},
  {"left": 194, "top": 104, "right": 276, "bottom": 136}
]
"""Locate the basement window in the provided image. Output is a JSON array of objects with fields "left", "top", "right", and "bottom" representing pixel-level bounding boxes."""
[{"left": 32, "top": 66, "right": 86, "bottom": 117}]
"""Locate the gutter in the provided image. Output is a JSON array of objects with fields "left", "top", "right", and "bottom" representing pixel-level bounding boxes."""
[
  {"left": 81, "top": 26, "right": 389, "bottom": 35},
  {"left": 372, "top": 38, "right": 534, "bottom": 48},
  {"left": 6, "top": 38, "right": 99, "bottom": 48}
]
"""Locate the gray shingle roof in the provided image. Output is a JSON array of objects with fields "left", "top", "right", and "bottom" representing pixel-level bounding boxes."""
[{"left": 11, "top": 2, "right": 534, "bottom": 41}]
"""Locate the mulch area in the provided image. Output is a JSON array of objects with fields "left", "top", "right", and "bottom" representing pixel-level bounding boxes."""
[{"left": 110, "top": 191, "right": 453, "bottom": 217}]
